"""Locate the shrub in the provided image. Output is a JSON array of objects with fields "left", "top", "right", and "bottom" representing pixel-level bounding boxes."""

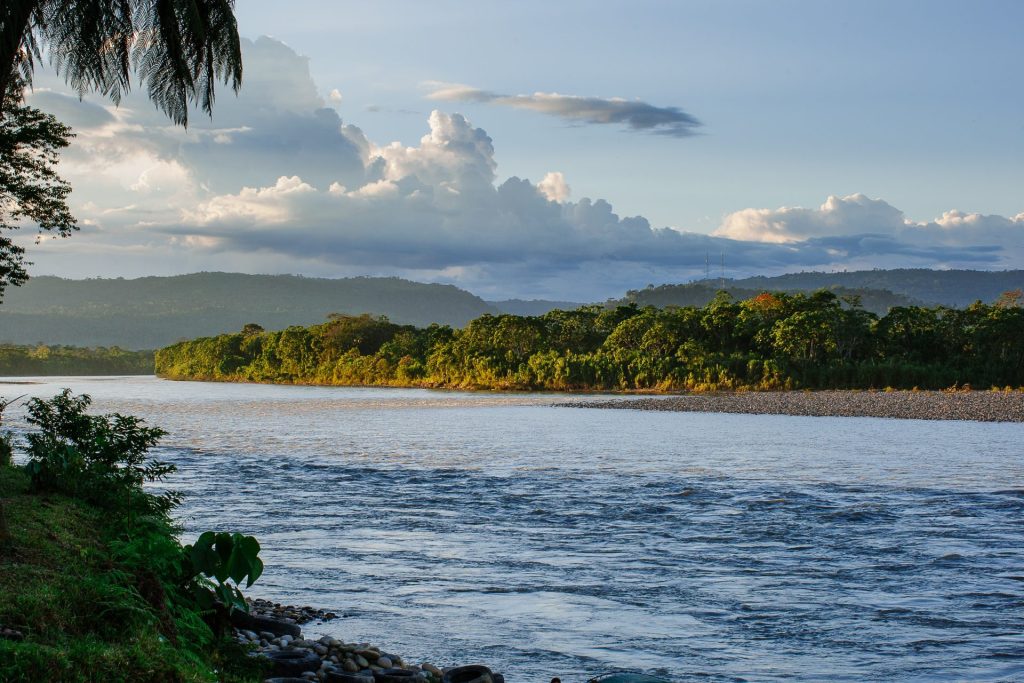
[{"left": 23, "top": 389, "right": 179, "bottom": 526}]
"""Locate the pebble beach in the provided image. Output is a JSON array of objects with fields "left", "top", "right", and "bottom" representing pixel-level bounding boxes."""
[{"left": 563, "top": 389, "right": 1024, "bottom": 422}]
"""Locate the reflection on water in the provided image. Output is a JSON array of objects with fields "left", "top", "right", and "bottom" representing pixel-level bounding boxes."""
[{"left": 2, "top": 377, "right": 1023, "bottom": 681}]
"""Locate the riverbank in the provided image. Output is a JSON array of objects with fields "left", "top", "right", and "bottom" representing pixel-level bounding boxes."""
[
  {"left": 0, "top": 465, "right": 261, "bottom": 682},
  {"left": 0, "top": 464, "right": 498, "bottom": 683},
  {"left": 561, "top": 389, "right": 1024, "bottom": 422},
  {"left": 233, "top": 598, "right": 494, "bottom": 681}
]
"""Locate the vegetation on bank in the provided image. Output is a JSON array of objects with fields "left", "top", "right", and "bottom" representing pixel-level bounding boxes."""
[
  {"left": 0, "top": 344, "right": 153, "bottom": 376},
  {"left": 0, "top": 392, "right": 266, "bottom": 682},
  {"left": 155, "top": 290, "right": 1024, "bottom": 392}
]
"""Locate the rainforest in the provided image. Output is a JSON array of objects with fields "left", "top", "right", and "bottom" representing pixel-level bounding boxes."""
[{"left": 155, "top": 290, "right": 1024, "bottom": 392}]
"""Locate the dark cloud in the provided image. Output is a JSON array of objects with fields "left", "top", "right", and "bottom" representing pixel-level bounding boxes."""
[{"left": 425, "top": 82, "right": 702, "bottom": 138}]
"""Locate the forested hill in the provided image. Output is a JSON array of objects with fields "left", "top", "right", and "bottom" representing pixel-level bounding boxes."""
[
  {"left": 727, "top": 269, "right": 1024, "bottom": 307},
  {"left": 619, "top": 283, "right": 921, "bottom": 315},
  {"left": 0, "top": 273, "right": 498, "bottom": 350}
]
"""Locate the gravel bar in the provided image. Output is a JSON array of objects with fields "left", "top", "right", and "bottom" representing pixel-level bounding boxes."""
[{"left": 560, "top": 390, "right": 1024, "bottom": 422}]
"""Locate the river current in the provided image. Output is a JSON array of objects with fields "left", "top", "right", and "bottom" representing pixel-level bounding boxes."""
[{"left": 2, "top": 377, "right": 1023, "bottom": 681}]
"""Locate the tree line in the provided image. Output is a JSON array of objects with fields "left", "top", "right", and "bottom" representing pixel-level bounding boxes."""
[
  {"left": 154, "top": 290, "right": 1024, "bottom": 391},
  {"left": 0, "top": 344, "right": 153, "bottom": 376}
]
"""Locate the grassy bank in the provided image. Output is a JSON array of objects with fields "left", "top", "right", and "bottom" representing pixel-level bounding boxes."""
[{"left": 0, "top": 395, "right": 265, "bottom": 683}]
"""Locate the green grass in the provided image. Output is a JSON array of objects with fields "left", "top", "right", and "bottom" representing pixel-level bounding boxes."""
[{"left": 0, "top": 466, "right": 264, "bottom": 683}]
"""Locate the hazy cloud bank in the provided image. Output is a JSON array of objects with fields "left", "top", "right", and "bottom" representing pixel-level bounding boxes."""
[{"left": 16, "top": 37, "right": 1022, "bottom": 300}]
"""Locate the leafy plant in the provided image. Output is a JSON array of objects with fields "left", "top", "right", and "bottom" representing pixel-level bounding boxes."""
[
  {"left": 23, "top": 389, "right": 178, "bottom": 528},
  {"left": 182, "top": 531, "right": 264, "bottom": 615}
]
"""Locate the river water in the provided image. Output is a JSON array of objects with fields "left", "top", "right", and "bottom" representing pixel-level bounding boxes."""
[{"left": 2, "top": 376, "right": 1023, "bottom": 682}]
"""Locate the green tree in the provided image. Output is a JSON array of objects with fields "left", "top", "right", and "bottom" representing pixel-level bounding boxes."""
[
  {"left": 0, "top": 77, "right": 75, "bottom": 299},
  {"left": 1, "top": 0, "right": 243, "bottom": 125}
]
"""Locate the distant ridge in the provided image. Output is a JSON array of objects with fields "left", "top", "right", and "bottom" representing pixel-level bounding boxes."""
[
  {"left": 617, "top": 283, "right": 923, "bottom": 315},
  {"left": 0, "top": 273, "right": 498, "bottom": 349},
  {"left": 728, "top": 269, "right": 1024, "bottom": 308},
  {"left": 618, "top": 269, "right": 1023, "bottom": 314}
]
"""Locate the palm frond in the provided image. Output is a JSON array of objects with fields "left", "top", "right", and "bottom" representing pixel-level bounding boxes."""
[
  {"left": 0, "top": 0, "right": 42, "bottom": 98},
  {"left": 43, "top": 0, "right": 134, "bottom": 103},
  {"left": 3, "top": 0, "right": 242, "bottom": 126}
]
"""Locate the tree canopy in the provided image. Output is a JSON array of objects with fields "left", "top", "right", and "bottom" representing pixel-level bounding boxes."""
[
  {"left": 0, "top": 77, "right": 75, "bottom": 300},
  {"left": 156, "top": 291, "right": 1024, "bottom": 392}
]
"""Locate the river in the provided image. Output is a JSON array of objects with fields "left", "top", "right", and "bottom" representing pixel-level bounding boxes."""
[{"left": 2, "top": 376, "right": 1022, "bottom": 681}]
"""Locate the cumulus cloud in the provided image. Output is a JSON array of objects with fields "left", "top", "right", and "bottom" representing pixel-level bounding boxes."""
[
  {"left": 15, "top": 37, "right": 1023, "bottom": 300},
  {"left": 328, "top": 89, "right": 343, "bottom": 102},
  {"left": 537, "top": 172, "right": 570, "bottom": 203},
  {"left": 714, "top": 194, "right": 907, "bottom": 243},
  {"left": 425, "top": 82, "right": 702, "bottom": 138},
  {"left": 714, "top": 194, "right": 1024, "bottom": 264}
]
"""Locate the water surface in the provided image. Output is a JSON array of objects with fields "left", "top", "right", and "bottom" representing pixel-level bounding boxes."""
[{"left": 2, "top": 377, "right": 1022, "bottom": 681}]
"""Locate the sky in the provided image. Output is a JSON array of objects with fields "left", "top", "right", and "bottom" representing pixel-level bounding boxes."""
[{"left": 14, "top": 0, "right": 1024, "bottom": 300}]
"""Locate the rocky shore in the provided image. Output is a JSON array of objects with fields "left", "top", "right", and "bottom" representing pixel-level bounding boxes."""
[
  {"left": 236, "top": 598, "right": 502, "bottom": 683},
  {"left": 561, "top": 389, "right": 1024, "bottom": 422}
]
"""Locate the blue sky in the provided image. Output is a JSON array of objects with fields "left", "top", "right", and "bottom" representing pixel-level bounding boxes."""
[
  {"left": 234, "top": 0, "right": 1024, "bottom": 229},
  {"left": 16, "top": 1, "right": 1024, "bottom": 299}
]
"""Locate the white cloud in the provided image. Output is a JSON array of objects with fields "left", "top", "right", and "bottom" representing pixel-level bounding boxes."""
[
  {"left": 328, "top": 89, "right": 343, "bottom": 102},
  {"left": 537, "top": 172, "right": 571, "bottom": 203},
  {"left": 15, "top": 37, "right": 1022, "bottom": 300},
  {"left": 712, "top": 194, "right": 1024, "bottom": 263},
  {"left": 713, "top": 194, "right": 907, "bottom": 243}
]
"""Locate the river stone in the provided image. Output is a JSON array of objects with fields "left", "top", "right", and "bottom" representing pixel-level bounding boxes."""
[
  {"left": 343, "top": 659, "right": 360, "bottom": 672},
  {"left": 354, "top": 655, "right": 369, "bottom": 668},
  {"left": 377, "top": 657, "right": 393, "bottom": 668},
  {"left": 421, "top": 664, "right": 442, "bottom": 677}
]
